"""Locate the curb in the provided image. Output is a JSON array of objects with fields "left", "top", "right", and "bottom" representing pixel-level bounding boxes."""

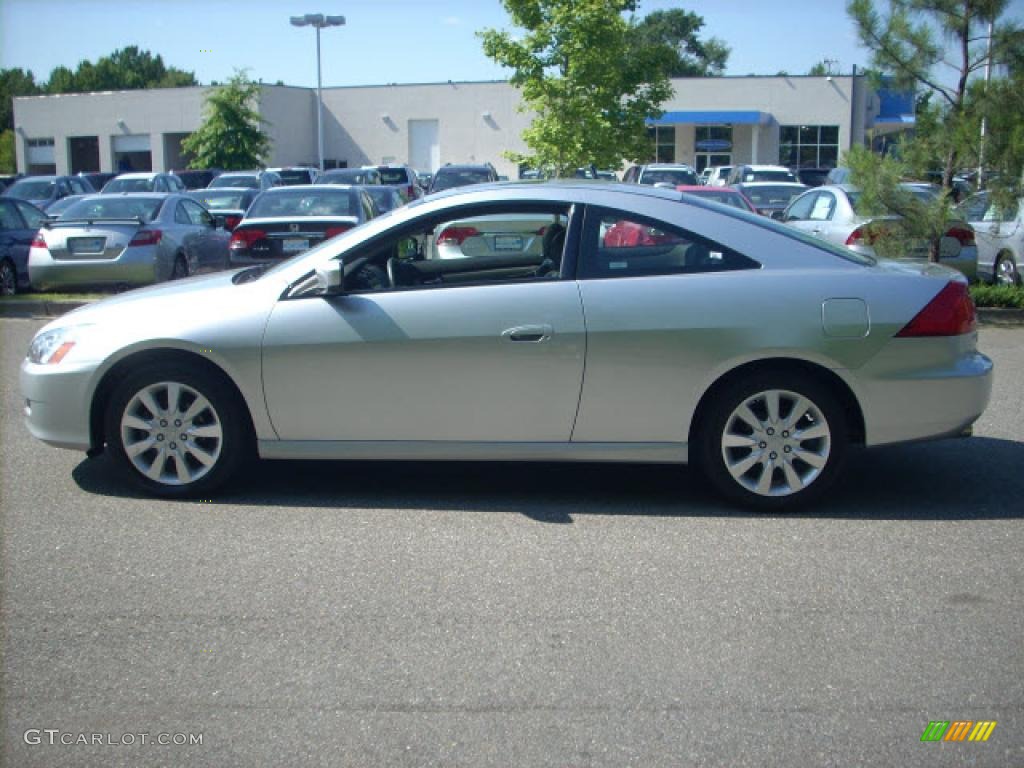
[
  {"left": 976, "top": 307, "right": 1024, "bottom": 327},
  {"left": 0, "top": 300, "right": 90, "bottom": 318}
]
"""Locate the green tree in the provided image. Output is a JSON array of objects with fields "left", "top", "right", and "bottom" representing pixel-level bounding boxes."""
[
  {"left": 0, "top": 67, "right": 41, "bottom": 131},
  {"left": 0, "top": 129, "right": 16, "bottom": 173},
  {"left": 44, "top": 47, "right": 196, "bottom": 94},
  {"left": 181, "top": 71, "right": 270, "bottom": 170},
  {"left": 807, "top": 61, "right": 829, "bottom": 76},
  {"left": 629, "top": 9, "right": 729, "bottom": 77},
  {"left": 479, "top": 0, "right": 675, "bottom": 176}
]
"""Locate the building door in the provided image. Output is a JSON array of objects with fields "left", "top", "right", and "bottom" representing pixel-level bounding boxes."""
[
  {"left": 112, "top": 134, "right": 152, "bottom": 172},
  {"left": 69, "top": 136, "right": 100, "bottom": 173},
  {"left": 694, "top": 125, "right": 733, "bottom": 173},
  {"left": 408, "top": 119, "right": 439, "bottom": 173}
]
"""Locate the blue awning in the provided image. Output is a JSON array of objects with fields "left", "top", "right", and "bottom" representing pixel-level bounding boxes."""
[{"left": 647, "top": 110, "right": 772, "bottom": 126}]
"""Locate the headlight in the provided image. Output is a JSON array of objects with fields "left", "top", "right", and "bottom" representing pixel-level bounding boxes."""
[{"left": 28, "top": 327, "right": 80, "bottom": 365}]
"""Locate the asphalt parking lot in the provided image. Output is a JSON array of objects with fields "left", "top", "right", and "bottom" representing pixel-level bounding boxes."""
[{"left": 2, "top": 316, "right": 1023, "bottom": 767}]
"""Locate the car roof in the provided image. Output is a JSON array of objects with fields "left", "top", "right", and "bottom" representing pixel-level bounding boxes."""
[
  {"left": 738, "top": 164, "right": 791, "bottom": 171},
  {"left": 259, "top": 184, "right": 354, "bottom": 192},
  {"left": 112, "top": 172, "right": 165, "bottom": 180},
  {"left": 734, "top": 181, "right": 807, "bottom": 188},
  {"left": 643, "top": 163, "right": 695, "bottom": 170}
]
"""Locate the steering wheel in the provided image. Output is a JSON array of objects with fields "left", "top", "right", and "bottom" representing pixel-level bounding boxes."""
[{"left": 386, "top": 256, "right": 398, "bottom": 288}]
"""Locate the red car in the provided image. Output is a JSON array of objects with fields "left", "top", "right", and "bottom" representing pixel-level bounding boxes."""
[{"left": 602, "top": 185, "right": 757, "bottom": 247}]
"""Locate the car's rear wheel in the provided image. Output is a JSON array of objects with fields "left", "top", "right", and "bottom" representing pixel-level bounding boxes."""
[
  {"left": 699, "top": 374, "right": 848, "bottom": 509},
  {"left": 0, "top": 259, "right": 16, "bottom": 296},
  {"left": 994, "top": 254, "right": 1020, "bottom": 286},
  {"left": 170, "top": 254, "right": 188, "bottom": 280},
  {"left": 105, "top": 363, "right": 250, "bottom": 497}
]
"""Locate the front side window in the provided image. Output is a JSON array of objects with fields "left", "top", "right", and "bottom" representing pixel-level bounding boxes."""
[
  {"left": 337, "top": 204, "right": 572, "bottom": 295},
  {"left": 580, "top": 207, "right": 759, "bottom": 279},
  {"left": 784, "top": 191, "right": 818, "bottom": 221}
]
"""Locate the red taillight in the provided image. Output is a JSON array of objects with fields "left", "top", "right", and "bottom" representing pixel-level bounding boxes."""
[
  {"left": 437, "top": 226, "right": 479, "bottom": 246},
  {"left": 324, "top": 224, "right": 353, "bottom": 239},
  {"left": 229, "top": 228, "right": 266, "bottom": 250},
  {"left": 535, "top": 226, "right": 547, "bottom": 236},
  {"left": 31, "top": 231, "right": 47, "bottom": 250},
  {"left": 406, "top": 184, "right": 416, "bottom": 199},
  {"left": 223, "top": 214, "right": 241, "bottom": 231},
  {"left": 845, "top": 226, "right": 876, "bottom": 246},
  {"left": 129, "top": 229, "right": 162, "bottom": 246},
  {"left": 896, "top": 281, "right": 977, "bottom": 337},
  {"left": 946, "top": 225, "right": 975, "bottom": 247}
]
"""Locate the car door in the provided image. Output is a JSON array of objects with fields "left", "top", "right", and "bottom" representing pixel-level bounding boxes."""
[
  {"left": 0, "top": 200, "right": 39, "bottom": 292},
  {"left": 181, "top": 198, "right": 229, "bottom": 271},
  {"left": 976, "top": 195, "right": 1019, "bottom": 276},
  {"left": 261, "top": 203, "right": 585, "bottom": 442}
]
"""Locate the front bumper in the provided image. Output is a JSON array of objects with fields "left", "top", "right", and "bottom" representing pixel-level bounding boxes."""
[{"left": 20, "top": 358, "right": 97, "bottom": 451}]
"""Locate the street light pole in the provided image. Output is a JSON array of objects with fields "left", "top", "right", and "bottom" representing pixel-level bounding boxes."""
[{"left": 290, "top": 13, "right": 345, "bottom": 173}]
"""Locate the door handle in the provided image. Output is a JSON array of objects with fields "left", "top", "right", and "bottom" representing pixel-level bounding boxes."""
[{"left": 502, "top": 324, "right": 553, "bottom": 342}]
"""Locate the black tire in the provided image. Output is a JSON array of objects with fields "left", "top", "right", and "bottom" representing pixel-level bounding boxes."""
[
  {"left": 170, "top": 254, "right": 189, "bottom": 280},
  {"left": 0, "top": 259, "right": 16, "bottom": 296},
  {"left": 104, "top": 362, "right": 252, "bottom": 498},
  {"left": 698, "top": 372, "right": 848, "bottom": 510},
  {"left": 994, "top": 254, "right": 1020, "bottom": 286}
]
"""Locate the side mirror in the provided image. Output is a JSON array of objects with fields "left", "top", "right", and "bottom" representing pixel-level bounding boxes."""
[{"left": 313, "top": 261, "right": 344, "bottom": 295}]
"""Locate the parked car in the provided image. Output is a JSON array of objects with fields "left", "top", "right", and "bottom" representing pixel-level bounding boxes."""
[
  {"left": 416, "top": 171, "right": 433, "bottom": 189},
  {"left": 957, "top": 190, "right": 1024, "bottom": 285},
  {"left": 733, "top": 182, "right": 809, "bottom": 217},
  {"left": 622, "top": 163, "right": 699, "bottom": 187},
  {"left": 428, "top": 211, "right": 566, "bottom": 261},
  {"left": 227, "top": 184, "right": 377, "bottom": 266},
  {"left": 266, "top": 167, "right": 319, "bottom": 186},
  {"left": 318, "top": 168, "right": 382, "bottom": 186},
  {"left": 28, "top": 193, "right": 231, "bottom": 290},
  {"left": 4, "top": 174, "right": 95, "bottom": 210},
  {"left": 368, "top": 164, "right": 423, "bottom": 201},
  {"left": 704, "top": 166, "right": 734, "bottom": 187},
  {"left": 726, "top": 165, "right": 798, "bottom": 185},
  {"left": 794, "top": 168, "right": 830, "bottom": 188},
  {"left": 676, "top": 185, "right": 757, "bottom": 213},
  {"left": 78, "top": 172, "right": 117, "bottom": 193},
  {"left": 427, "top": 163, "right": 499, "bottom": 194},
  {"left": 102, "top": 173, "right": 185, "bottom": 194},
  {"left": 185, "top": 188, "right": 259, "bottom": 231},
  {"left": 779, "top": 184, "right": 978, "bottom": 280},
  {"left": 363, "top": 185, "right": 407, "bottom": 214},
  {"left": 0, "top": 197, "right": 46, "bottom": 294},
  {"left": 172, "top": 169, "right": 223, "bottom": 190},
  {"left": 825, "top": 167, "right": 851, "bottom": 185},
  {"left": 21, "top": 182, "right": 991, "bottom": 510},
  {"left": 207, "top": 171, "right": 282, "bottom": 191}
]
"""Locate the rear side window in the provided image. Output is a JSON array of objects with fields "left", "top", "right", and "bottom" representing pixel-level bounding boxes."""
[
  {"left": 378, "top": 168, "right": 409, "bottom": 185},
  {"left": 580, "top": 207, "right": 760, "bottom": 279}
]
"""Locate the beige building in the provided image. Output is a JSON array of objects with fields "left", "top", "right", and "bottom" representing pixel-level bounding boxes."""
[{"left": 12, "top": 74, "right": 909, "bottom": 179}]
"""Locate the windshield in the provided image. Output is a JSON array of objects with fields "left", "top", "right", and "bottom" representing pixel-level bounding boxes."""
[
  {"left": 104, "top": 178, "right": 155, "bottom": 193},
  {"left": 430, "top": 169, "right": 493, "bottom": 192},
  {"left": 60, "top": 197, "right": 162, "bottom": 221},
  {"left": 740, "top": 185, "right": 806, "bottom": 207},
  {"left": 8, "top": 179, "right": 55, "bottom": 199},
  {"left": 190, "top": 190, "right": 250, "bottom": 210},
  {"left": 248, "top": 189, "right": 355, "bottom": 217},
  {"left": 278, "top": 169, "right": 314, "bottom": 185},
  {"left": 210, "top": 175, "right": 259, "bottom": 189},
  {"left": 641, "top": 169, "right": 698, "bottom": 186}
]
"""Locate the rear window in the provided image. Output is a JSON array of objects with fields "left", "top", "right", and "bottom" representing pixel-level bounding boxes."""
[
  {"left": 320, "top": 169, "right": 373, "bottom": 184},
  {"left": 190, "top": 190, "right": 250, "bottom": 210},
  {"left": 61, "top": 197, "right": 162, "bottom": 221},
  {"left": 430, "top": 169, "right": 493, "bottom": 192},
  {"left": 365, "top": 187, "right": 401, "bottom": 212},
  {"left": 695, "top": 190, "right": 752, "bottom": 211},
  {"left": 210, "top": 175, "right": 259, "bottom": 189},
  {"left": 8, "top": 179, "right": 55, "bottom": 199},
  {"left": 104, "top": 178, "right": 155, "bottom": 193},
  {"left": 248, "top": 189, "right": 355, "bottom": 218},
  {"left": 378, "top": 168, "right": 409, "bottom": 185},
  {"left": 641, "top": 169, "right": 698, "bottom": 186},
  {"left": 278, "top": 169, "right": 314, "bottom": 185},
  {"left": 740, "top": 185, "right": 806, "bottom": 207},
  {"left": 743, "top": 170, "right": 797, "bottom": 183}
]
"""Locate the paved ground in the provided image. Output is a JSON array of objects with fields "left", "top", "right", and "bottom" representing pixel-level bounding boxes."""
[{"left": 2, "top": 317, "right": 1022, "bottom": 767}]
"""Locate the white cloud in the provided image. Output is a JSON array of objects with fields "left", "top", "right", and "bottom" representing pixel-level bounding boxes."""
[{"left": 442, "top": 16, "right": 462, "bottom": 26}]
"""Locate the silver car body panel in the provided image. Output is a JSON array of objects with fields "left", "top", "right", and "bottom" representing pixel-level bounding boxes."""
[
  {"left": 21, "top": 182, "right": 991, "bottom": 461},
  {"left": 960, "top": 194, "right": 1023, "bottom": 282}
]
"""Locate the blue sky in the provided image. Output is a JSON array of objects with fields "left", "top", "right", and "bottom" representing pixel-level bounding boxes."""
[{"left": 2, "top": 0, "right": 1022, "bottom": 87}]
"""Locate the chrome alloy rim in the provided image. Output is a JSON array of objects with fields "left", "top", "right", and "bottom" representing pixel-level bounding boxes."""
[
  {"left": 120, "top": 381, "right": 223, "bottom": 485},
  {"left": 996, "top": 257, "right": 1018, "bottom": 285},
  {"left": 721, "top": 389, "right": 831, "bottom": 497}
]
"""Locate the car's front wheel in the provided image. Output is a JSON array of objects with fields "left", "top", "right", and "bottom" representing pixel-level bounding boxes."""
[
  {"left": 994, "top": 254, "right": 1020, "bottom": 286},
  {"left": 0, "top": 259, "right": 17, "bottom": 296},
  {"left": 105, "top": 363, "right": 250, "bottom": 497},
  {"left": 699, "top": 374, "right": 848, "bottom": 509}
]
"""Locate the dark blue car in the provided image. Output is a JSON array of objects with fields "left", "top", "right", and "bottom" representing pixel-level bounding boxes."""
[{"left": 0, "top": 197, "right": 47, "bottom": 295}]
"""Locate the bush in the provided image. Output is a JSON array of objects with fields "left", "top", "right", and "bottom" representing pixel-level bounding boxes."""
[{"left": 970, "top": 284, "right": 1024, "bottom": 308}]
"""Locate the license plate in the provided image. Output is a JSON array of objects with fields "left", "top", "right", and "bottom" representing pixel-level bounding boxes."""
[
  {"left": 493, "top": 235, "right": 523, "bottom": 251},
  {"left": 69, "top": 237, "right": 105, "bottom": 254},
  {"left": 282, "top": 238, "right": 309, "bottom": 253}
]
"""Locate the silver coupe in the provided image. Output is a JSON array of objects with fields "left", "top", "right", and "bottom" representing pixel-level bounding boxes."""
[{"left": 21, "top": 182, "right": 993, "bottom": 509}]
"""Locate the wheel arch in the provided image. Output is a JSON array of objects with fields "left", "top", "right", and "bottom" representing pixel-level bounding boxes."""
[
  {"left": 687, "top": 357, "right": 866, "bottom": 450},
  {"left": 89, "top": 348, "right": 254, "bottom": 454}
]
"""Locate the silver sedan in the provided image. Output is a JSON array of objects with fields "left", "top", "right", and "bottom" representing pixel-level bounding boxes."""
[
  {"left": 28, "top": 193, "right": 231, "bottom": 290},
  {"left": 21, "top": 182, "right": 992, "bottom": 509}
]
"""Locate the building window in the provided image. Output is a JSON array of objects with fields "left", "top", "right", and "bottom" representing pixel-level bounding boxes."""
[
  {"left": 647, "top": 126, "right": 675, "bottom": 163},
  {"left": 694, "top": 125, "right": 733, "bottom": 172},
  {"left": 779, "top": 125, "right": 839, "bottom": 169}
]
